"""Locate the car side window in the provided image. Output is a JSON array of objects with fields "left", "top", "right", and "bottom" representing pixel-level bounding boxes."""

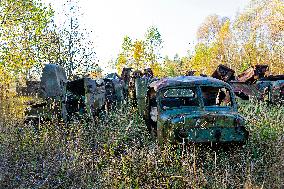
[{"left": 201, "top": 86, "right": 232, "bottom": 106}]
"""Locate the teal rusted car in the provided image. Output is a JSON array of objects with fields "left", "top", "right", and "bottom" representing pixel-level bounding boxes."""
[{"left": 140, "top": 76, "right": 249, "bottom": 144}]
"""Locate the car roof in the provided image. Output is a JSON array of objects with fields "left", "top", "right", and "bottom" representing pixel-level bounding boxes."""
[{"left": 149, "top": 76, "right": 231, "bottom": 91}]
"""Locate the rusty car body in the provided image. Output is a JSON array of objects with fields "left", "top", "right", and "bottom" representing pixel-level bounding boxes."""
[
  {"left": 211, "top": 64, "right": 235, "bottom": 82},
  {"left": 104, "top": 73, "right": 125, "bottom": 109},
  {"left": 25, "top": 64, "right": 107, "bottom": 124},
  {"left": 128, "top": 70, "right": 143, "bottom": 104},
  {"left": 24, "top": 64, "right": 68, "bottom": 124},
  {"left": 66, "top": 77, "right": 106, "bottom": 118},
  {"left": 120, "top": 67, "right": 155, "bottom": 105},
  {"left": 140, "top": 76, "right": 249, "bottom": 144},
  {"left": 212, "top": 64, "right": 284, "bottom": 103},
  {"left": 121, "top": 67, "right": 133, "bottom": 99}
]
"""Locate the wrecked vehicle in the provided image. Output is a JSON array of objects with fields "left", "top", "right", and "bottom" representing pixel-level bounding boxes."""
[
  {"left": 142, "top": 76, "right": 249, "bottom": 144},
  {"left": 211, "top": 64, "right": 235, "bottom": 82},
  {"left": 24, "top": 64, "right": 68, "bottom": 124},
  {"left": 135, "top": 76, "right": 158, "bottom": 115},
  {"left": 121, "top": 67, "right": 133, "bottom": 99},
  {"left": 128, "top": 70, "right": 143, "bottom": 104},
  {"left": 129, "top": 68, "right": 155, "bottom": 107},
  {"left": 104, "top": 73, "right": 125, "bottom": 109},
  {"left": 66, "top": 77, "right": 106, "bottom": 118},
  {"left": 234, "top": 65, "right": 284, "bottom": 103},
  {"left": 212, "top": 64, "right": 284, "bottom": 103},
  {"left": 121, "top": 67, "right": 155, "bottom": 105},
  {"left": 16, "top": 81, "right": 41, "bottom": 96},
  {"left": 25, "top": 64, "right": 107, "bottom": 124},
  {"left": 254, "top": 76, "right": 284, "bottom": 103}
]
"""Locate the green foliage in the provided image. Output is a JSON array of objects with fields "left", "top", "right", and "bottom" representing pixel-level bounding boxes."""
[
  {"left": 55, "top": 0, "right": 99, "bottom": 79},
  {"left": 0, "top": 0, "right": 55, "bottom": 99},
  {"left": 0, "top": 0, "right": 54, "bottom": 74},
  {"left": 238, "top": 100, "right": 284, "bottom": 141},
  {"left": 116, "top": 26, "right": 163, "bottom": 74}
]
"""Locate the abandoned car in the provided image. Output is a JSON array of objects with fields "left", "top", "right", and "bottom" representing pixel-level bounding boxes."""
[
  {"left": 66, "top": 77, "right": 106, "bottom": 118},
  {"left": 25, "top": 64, "right": 107, "bottom": 124},
  {"left": 141, "top": 76, "right": 249, "bottom": 144},
  {"left": 104, "top": 73, "right": 125, "bottom": 109},
  {"left": 24, "top": 64, "right": 68, "bottom": 124}
]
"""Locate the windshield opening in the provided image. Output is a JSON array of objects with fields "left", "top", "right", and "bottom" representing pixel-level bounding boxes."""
[
  {"left": 201, "top": 86, "right": 232, "bottom": 107},
  {"left": 161, "top": 87, "right": 199, "bottom": 109}
]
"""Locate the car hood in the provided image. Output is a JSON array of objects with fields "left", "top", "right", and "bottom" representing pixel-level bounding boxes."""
[{"left": 160, "top": 108, "right": 244, "bottom": 128}]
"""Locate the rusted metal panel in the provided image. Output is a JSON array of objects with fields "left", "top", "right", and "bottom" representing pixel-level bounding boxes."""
[
  {"left": 121, "top": 67, "right": 132, "bottom": 93},
  {"left": 269, "top": 80, "right": 284, "bottom": 103},
  {"left": 66, "top": 77, "right": 106, "bottom": 116},
  {"left": 212, "top": 64, "right": 283, "bottom": 103},
  {"left": 25, "top": 64, "right": 107, "bottom": 123},
  {"left": 39, "top": 64, "right": 67, "bottom": 99},
  {"left": 135, "top": 77, "right": 158, "bottom": 115},
  {"left": 237, "top": 65, "right": 268, "bottom": 84},
  {"left": 229, "top": 81, "right": 262, "bottom": 100},
  {"left": 128, "top": 70, "right": 143, "bottom": 103},
  {"left": 211, "top": 64, "right": 235, "bottom": 82},
  {"left": 25, "top": 64, "right": 68, "bottom": 122},
  {"left": 104, "top": 73, "right": 125, "bottom": 109}
]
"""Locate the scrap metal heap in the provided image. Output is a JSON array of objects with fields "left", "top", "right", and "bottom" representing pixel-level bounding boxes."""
[
  {"left": 211, "top": 65, "right": 235, "bottom": 82},
  {"left": 66, "top": 77, "right": 106, "bottom": 118},
  {"left": 24, "top": 64, "right": 68, "bottom": 124},
  {"left": 25, "top": 64, "right": 108, "bottom": 124},
  {"left": 211, "top": 64, "right": 284, "bottom": 103},
  {"left": 121, "top": 67, "right": 155, "bottom": 107},
  {"left": 23, "top": 63, "right": 282, "bottom": 145}
]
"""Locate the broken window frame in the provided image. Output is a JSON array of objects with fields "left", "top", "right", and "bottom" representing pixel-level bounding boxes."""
[
  {"left": 200, "top": 86, "right": 233, "bottom": 108},
  {"left": 157, "top": 85, "right": 235, "bottom": 111}
]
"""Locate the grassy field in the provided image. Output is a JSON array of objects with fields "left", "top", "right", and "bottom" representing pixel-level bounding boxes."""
[{"left": 0, "top": 98, "right": 283, "bottom": 188}]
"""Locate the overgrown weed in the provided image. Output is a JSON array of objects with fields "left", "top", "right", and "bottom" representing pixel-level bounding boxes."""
[{"left": 0, "top": 98, "right": 283, "bottom": 188}]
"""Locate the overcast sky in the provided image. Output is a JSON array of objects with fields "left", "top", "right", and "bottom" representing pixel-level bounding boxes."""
[{"left": 43, "top": 0, "right": 249, "bottom": 72}]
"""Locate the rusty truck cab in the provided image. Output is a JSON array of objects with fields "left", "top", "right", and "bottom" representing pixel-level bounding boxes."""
[{"left": 144, "top": 76, "right": 248, "bottom": 144}]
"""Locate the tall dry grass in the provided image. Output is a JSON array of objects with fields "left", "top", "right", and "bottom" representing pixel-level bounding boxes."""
[{"left": 0, "top": 98, "right": 283, "bottom": 188}]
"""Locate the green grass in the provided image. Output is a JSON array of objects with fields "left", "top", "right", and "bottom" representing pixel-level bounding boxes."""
[{"left": 0, "top": 98, "right": 283, "bottom": 188}]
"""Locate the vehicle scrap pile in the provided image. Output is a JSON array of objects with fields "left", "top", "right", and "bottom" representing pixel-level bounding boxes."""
[
  {"left": 212, "top": 64, "right": 284, "bottom": 103},
  {"left": 24, "top": 63, "right": 282, "bottom": 144},
  {"left": 25, "top": 64, "right": 124, "bottom": 124},
  {"left": 25, "top": 65, "right": 156, "bottom": 125},
  {"left": 121, "top": 67, "right": 156, "bottom": 107}
]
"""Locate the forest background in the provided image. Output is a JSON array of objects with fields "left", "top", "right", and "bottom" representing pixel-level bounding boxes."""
[{"left": 0, "top": 0, "right": 283, "bottom": 99}]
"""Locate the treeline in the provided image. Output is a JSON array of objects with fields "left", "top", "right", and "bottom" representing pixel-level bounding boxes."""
[
  {"left": 115, "top": 0, "right": 284, "bottom": 77},
  {"left": 0, "top": 0, "right": 100, "bottom": 99},
  {"left": 0, "top": 0, "right": 283, "bottom": 99}
]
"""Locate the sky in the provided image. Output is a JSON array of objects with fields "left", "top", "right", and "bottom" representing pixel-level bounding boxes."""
[{"left": 43, "top": 0, "right": 249, "bottom": 73}]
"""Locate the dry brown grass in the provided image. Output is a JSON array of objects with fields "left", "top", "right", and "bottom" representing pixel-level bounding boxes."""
[{"left": 0, "top": 98, "right": 283, "bottom": 188}]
